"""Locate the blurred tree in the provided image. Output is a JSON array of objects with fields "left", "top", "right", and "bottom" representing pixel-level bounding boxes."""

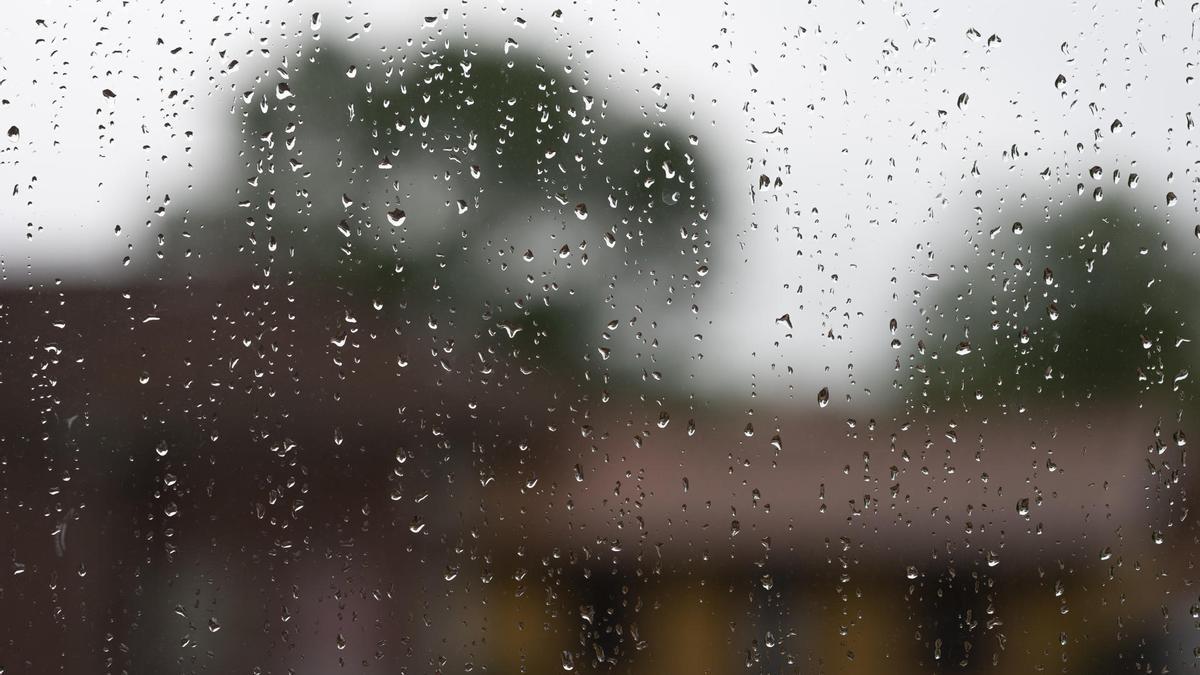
[
  {"left": 911, "top": 194, "right": 1196, "bottom": 413},
  {"left": 161, "top": 39, "right": 714, "bottom": 382}
]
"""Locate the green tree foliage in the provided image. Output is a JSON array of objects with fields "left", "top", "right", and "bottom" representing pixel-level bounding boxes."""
[
  {"left": 167, "top": 40, "right": 714, "bottom": 376},
  {"left": 913, "top": 195, "right": 1195, "bottom": 413}
]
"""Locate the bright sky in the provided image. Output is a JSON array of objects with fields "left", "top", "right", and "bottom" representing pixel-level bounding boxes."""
[{"left": 1, "top": 0, "right": 1194, "bottom": 404}]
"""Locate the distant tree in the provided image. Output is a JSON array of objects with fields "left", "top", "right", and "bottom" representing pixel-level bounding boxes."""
[
  {"left": 910, "top": 194, "right": 1196, "bottom": 413},
  {"left": 162, "top": 39, "right": 715, "bottom": 380}
]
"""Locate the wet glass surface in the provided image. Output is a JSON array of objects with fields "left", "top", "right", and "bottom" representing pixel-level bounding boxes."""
[{"left": 2, "top": 3, "right": 1199, "bottom": 673}]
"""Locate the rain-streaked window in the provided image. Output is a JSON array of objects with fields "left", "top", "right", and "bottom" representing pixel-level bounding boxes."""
[{"left": 3, "top": 3, "right": 1198, "bottom": 673}]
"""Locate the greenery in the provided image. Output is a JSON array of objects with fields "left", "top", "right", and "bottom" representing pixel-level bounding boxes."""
[
  {"left": 168, "top": 41, "right": 714, "bottom": 381},
  {"left": 915, "top": 195, "right": 1195, "bottom": 412}
]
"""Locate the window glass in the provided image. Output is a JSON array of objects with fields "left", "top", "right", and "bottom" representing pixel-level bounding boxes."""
[{"left": 2, "top": 3, "right": 1197, "bottom": 673}]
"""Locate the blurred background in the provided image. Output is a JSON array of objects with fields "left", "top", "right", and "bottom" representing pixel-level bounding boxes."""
[{"left": 2, "top": 1, "right": 1199, "bottom": 673}]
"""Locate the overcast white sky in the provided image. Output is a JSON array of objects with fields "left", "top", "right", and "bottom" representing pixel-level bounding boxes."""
[{"left": 1, "top": 0, "right": 1195, "bottom": 404}]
